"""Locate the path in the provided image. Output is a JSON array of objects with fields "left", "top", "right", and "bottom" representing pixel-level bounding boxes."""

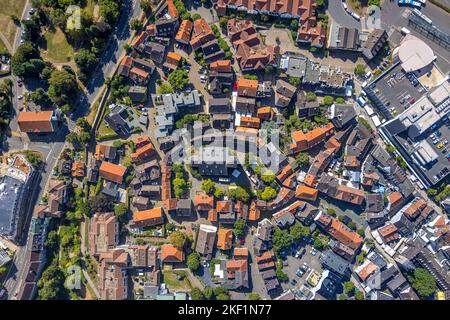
[
  {"left": 0, "top": 32, "right": 13, "bottom": 54},
  {"left": 175, "top": 268, "right": 205, "bottom": 291},
  {"left": 82, "top": 269, "right": 100, "bottom": 299}
]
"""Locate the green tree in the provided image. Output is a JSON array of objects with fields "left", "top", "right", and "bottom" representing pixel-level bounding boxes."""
[
  {"left": 276, "top": 260, "right": 288, "bottom": 282},
  {"left": 335, "top": 97, "right": 345, "bottom": 104},
  {"left": 228, "top": 186, "right": 250, "bottom": 202},
  {"left": 201, "top": 179, "right": 216, "bottom": 195},
  {"left": 408, "top": 268, "right": 436, "bottom": 298},
  {"left": 214, "top": 187, "right": 224, "bottom": 199},
  {"left": 140, "top": 0, "right": 153, "bottom": 15},
  {"left": 426, "top": 188, "right": 437, "bottom": 197},
  {"left": 99, "top": 0, "right": 122, "bottom": 25},
  {"left": 260, "top": 186, "right": 277, "bottom": 201},
  {"left": 168, "top": 69, "right": 189, "bottom": 90},
  {"left": 338, "top": 293, "right": 346, "bottom": 300},
  {"left": 295, "top": 152, "right": 310, "bottom": 167},
  {"left": 219, "top": 17, "right": 228, "bottom": 29},
  {"left": 37, "top": 263, "right": 67, "bottom": 300},
  {"left": 323, "top": 95, "right": 334, "bottom": 106},
  {"left": 260, "top": 170, "right": 275, "bottom": 184},
  {"left": 344, "top": 281, "right": 355, "bottom": 295},
  {"left": 234, "top": 218, "right": 246, "bottom": 239},
  {"left": 187, "top": 252, "right": 201, "bottom": 271},
  {"left": 248, "top": 292, "right": 261, "bottom": 300},
  {"left": 290, "top": 19, "right": 299, "bottom": 30},
  {"left": 130, "top": 18, "right": 143, "bottom": 31},
  {"left": 306, "top": 91, "right": 317, "bottom": 102},
  {"left": 114, "top": 203, "right": 128, "bottom": 223},
  {"left": 192, "top": 13, "right": 202, "bottom": 21},
  {"left": 354, "top": 64, "right": 366, "bottom": 77},
  {"left": 313, "top": 235, "right": 329, "bottom": 250},
  {"left": 204, "top": 286, "right": 215, "bottom": 300},
  {"left": 213, "top": 286, "right": 230, "bottom": 300},
  {"left": 157, "top": 82, "right": 174, "bottom": 94},
  {"left": 48, "top": 69, "right": 78, "bottom": 107},
  {"left": 11, "top": 44, "right": 40, "bottom": 77},
  {"left": 290, "top": 222, "right": 310, "bottom": 242},
  {"left": 75, "top": 49, "right": 98, "bottom": 76},
  {"left": 190, "top": 287, "right": 205, "bottom": 300},
  {"left": 272, "top": 227, "right": 292, "bottom": 255},
  {"left": 169, "top": 231, "right": 187, "bottom": 248},
  {"left": 355, "top": 290, "right": 365, "bottom": 300},
  {"left": 30, "top": 88, "right": 51, "bottom": 107},
  {"left": 288, "top": 76, "right": 301, "bottom": 87}
]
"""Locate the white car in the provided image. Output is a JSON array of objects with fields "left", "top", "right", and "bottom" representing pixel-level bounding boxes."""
[{"left": 17, "top": 95, "right": 23, "bottom": 100}]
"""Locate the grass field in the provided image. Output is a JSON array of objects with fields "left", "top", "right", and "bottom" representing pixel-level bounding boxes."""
[
  {"left": 163, "top": 270, "right": 192, "bottom": 292},
  {"left": 0, "top": 38, "right": 6, "bottom": 52},
  {"left": 0, "top": 0, "right": 26, "bottom": 45},
  {"left": 40, "top": 28, "right": 74, "bottom": 63}
]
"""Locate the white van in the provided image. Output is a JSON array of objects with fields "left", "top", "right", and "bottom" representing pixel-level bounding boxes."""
[{"left": 401, "top": 27, "right": 411, "bottom": 35}]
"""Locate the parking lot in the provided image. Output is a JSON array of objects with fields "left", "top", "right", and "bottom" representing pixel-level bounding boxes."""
[
  {"left": 393, "top": 115, "right": 450, "bottom": 185},
  {"left": 424, "top": 121, "right": 450, "bottom": 183},
  {"left": 279, "top": 242, "right": 324, "bottom": 297},
  {"left": 369, "top": 64, "right": 426, "bottom": 116}
]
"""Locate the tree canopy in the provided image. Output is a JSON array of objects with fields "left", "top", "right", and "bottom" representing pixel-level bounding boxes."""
[
  {"left": 48, "top": 69, "right": 78, "bottom": 108},
  {"left": 408, "top": 268, "right": 436, "bottom": 298}
]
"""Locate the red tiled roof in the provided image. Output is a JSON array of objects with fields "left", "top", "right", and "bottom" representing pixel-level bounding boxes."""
[
  {"left": 217, "top": 228, "right": 233, "bottom": 250},
  {"left": 99, "top": 162, "right": 127, "bottom": 184},
  {"left": 18, "top": 111, "right": 55, "bottom": 133},
  {"left": 161, "top": 244, "right": 184, "bottom": 263},
  {"left": 295, "top": 185, "right": 318, "bottom": 201}
]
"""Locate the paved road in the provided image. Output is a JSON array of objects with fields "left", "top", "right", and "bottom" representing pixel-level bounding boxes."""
[
  {"left": 327, "top": 0, "right": 362, "bottom": 29},
  {"left": 73, "top": 0, "right": 142, "bottom": 121}
]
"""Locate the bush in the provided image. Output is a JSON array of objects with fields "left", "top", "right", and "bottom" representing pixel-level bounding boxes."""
[
  {"left": 187, "top": 252, "right": 201, "bottom": 271},
  {"left": 354, "top": 64, "right": 366, "bottom": 77}
]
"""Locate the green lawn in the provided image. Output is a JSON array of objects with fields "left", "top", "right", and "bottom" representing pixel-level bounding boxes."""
[
  {"left": 0, "top": 38, "right": 6, "bottom": 52},
  {"left": 0, "top": 0, "right": 26, "bottom": 45},
  {"left": 40, "top": 28, "right": 74, "bottom": 63},
  {"left": 163, "top": 270, "right": 192, "bottom": 291}
]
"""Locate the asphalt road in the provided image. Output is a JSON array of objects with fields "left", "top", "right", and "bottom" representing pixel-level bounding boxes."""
[
  {"left": 3, "top": 0, "right": 142, "bottom": 299},
  {"left": 327, "top": 0, "right": 362, "bottom": 29},
  {"left": 72, "top": 0, "right": 141, "bottom": 121}
]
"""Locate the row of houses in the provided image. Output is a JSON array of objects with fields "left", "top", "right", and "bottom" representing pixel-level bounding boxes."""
[{"left": 213, "top": 0, "right": 327, "bottom": 48}]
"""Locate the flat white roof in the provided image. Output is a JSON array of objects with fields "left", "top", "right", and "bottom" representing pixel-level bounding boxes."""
[{"left": 397, "top": 35, "right": 434, "bottom": 72}]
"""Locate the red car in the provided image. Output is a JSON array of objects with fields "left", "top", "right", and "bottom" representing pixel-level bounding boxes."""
[{"left": 240, "top": 239, "right": 245, "bottom": 244}]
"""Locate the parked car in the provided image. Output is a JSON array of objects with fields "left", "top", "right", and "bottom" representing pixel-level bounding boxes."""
[
  {"left": 310, "top": 248, "right": 318, "bottom": 256},
  {"left": 290, "top": 279, "right": 297, "bottom": 286}
]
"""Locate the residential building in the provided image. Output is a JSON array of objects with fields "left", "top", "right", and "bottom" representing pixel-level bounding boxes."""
[
  {"left": 361, "top": 29, "right": 388, "bottom": 61},
  {"left": 275, "top": 79, "right": 297, "bottom": 108},
  {"left": 175, "top": 19, "right": 193, "bottom": 45},
  {"left": 98, "top": 249, "right": 129, "bottom": 300},
  {"left": 195, "top": 224, "right": 217, "bottom": 259},
  {"left": 217, "top": 228, "right": 233, "bottom": 251},
  {"left": 317, "top": 174, "right": 366, "bottom": 206},
  {"left": 89, "top": 212, "right": 118, "bottom": 258},
  {"left": 161, "top": 244, "right": 184, "bottom": 263},
  {"left": 290, "top": 123, "right": 335, "bottom": 153},
  {"left": 132, "top": 207, "right": 165, "bottom": 229},
  {"left": 314, "top": 211, "right": 363, "bottom": 250},
  {"left": 94, "top": 145, "right": 117, "bottom": 162},
  {"left": 17, "top": 111, "right": 59, "bottom": 133},
  {"left": 99, "top": 161, "right": 127, "bottom": 184}
]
